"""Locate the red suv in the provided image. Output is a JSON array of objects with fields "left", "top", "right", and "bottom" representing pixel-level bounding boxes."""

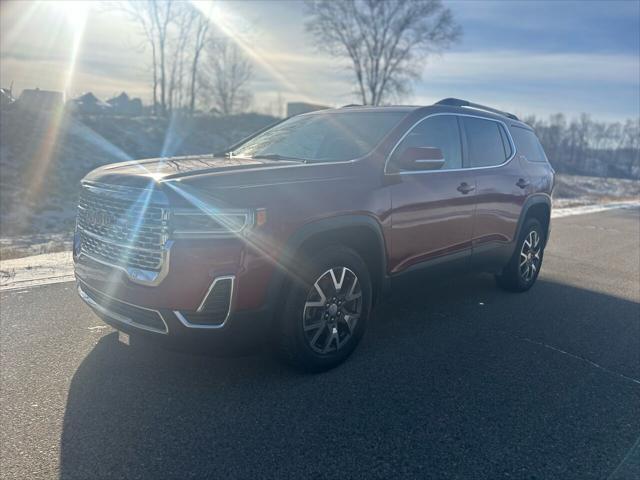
[{"left": 74, "top": 98, "right": 554, "bottom": 371}]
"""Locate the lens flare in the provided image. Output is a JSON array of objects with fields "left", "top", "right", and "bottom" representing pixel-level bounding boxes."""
[
  {"left": 7, "top": 1, "right": 90, "bottom": 231},
  {"left": 189, "top": 0, "right": 318, "bottom": 105}
]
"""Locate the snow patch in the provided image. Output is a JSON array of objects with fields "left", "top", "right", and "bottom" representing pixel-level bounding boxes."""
[
  {"left": 552, "top": 200, "right": 640, "bottom": 218},
  {"left": 0, "top": 251, "right": 74, "bottom": 291}
]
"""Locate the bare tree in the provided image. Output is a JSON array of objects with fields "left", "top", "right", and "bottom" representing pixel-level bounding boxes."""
[
  {"left": 120, "top": 1, "right": 212, "bottom": 114},
  {"left": 119, "top": 1, "right": 159, "bottom": 113},
  {"left": 152, "top": 0, "right": 174, "bottom": 115},
  {"left": 189, "top": 6, "right": 212, "bottom": 113},
  {"left": 200, "top": 38, "right": 253, "bottom": 115},
  {"left": 167, "top": 3, "right": 196, "bottom": 112},
  {"left": 305, "top": 0, "right": 461, "bottom": 105},
  {"left": 120, "top": 0, "right": 174, "bottom": 115}
]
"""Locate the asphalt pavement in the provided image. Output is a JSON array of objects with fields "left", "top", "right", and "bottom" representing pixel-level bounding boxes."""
[{"left": 1, "top": 207, "right": 639, "bottom": 480}]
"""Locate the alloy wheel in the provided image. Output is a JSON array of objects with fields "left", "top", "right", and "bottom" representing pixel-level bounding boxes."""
[
  {"left": 519, "top": 230, "right": 541, "bottom": 283},
  {"left": 302, "top": 266, "right": 362, "bottom": 354}
]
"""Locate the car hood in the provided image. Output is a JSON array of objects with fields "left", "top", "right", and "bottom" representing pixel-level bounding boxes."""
[
  {"left": 81, "top": 154, "right": 364, "bottom": 207},
  {"left": 83, "top": 155, "right": 302, "bottom": 187}
]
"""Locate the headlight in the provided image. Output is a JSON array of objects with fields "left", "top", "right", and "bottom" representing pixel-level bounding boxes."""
[{"left": 170, "top": 209, "right": 254, "bottom": 238}]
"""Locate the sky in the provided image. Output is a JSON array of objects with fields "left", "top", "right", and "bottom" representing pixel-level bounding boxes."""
[{"left": 1, "top": 0, "right": 639, "bottom": 121}]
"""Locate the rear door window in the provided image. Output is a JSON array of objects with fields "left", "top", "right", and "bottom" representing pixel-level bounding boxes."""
[
  {"left": 463, "top": 117, "right": 509, "bottom": 168},
  {"left": 511, "top": 126, "right": 548, "bottom": 163}
]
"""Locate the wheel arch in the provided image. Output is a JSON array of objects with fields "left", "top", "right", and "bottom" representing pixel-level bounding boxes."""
[
  {"left": 516, "top": 194, "right": 552, "bottom": 247},
  {"left": 267, "top": 215, "right": 389, "bottom": 313}
]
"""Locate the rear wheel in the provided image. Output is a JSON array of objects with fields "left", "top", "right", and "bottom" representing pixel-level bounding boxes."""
[
  {"left": 496, "top": 218, "right": 545, "bottom": 292},
  {"left": 275, "top": 246, "right": 372, "bottom": 372}
]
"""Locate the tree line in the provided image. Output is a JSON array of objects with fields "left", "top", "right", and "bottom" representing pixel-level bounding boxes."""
[
  {"left": 524, "top": 114, "right": 639, "bottom": 179},
  {"left": 120, "top": 0, "right": 253, "bottom": 116}
]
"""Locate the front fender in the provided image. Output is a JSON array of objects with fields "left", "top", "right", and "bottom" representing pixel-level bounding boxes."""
[{"left": 264, "top": 214, "right": 389, "bottom": 318}]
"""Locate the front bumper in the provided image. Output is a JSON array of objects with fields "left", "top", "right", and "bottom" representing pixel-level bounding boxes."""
[{"left": 77, "top": 279, "right": 271, "bottom": 354}]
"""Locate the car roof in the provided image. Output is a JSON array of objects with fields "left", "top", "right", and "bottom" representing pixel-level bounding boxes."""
[
  {"left": 305, "top": 103, "right": 530, "bottom": 128},
  {"left": 306, "top": 105, "right": 421, "bottom": 115}
]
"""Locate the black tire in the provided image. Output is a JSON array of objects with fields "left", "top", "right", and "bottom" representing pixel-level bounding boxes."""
[
  {"left": 274, "top": 245, "right": 372, "bottom": 373},
  {"left": 496, "top": 218, "right": 545, "bottom": 292}
]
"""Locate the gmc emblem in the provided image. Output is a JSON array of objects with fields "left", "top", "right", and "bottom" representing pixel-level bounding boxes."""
[{"left": 86, "top": 210, "right": 117, "bottom": 228}]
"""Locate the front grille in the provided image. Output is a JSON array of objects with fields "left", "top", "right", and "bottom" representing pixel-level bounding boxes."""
[
  {"left": 77, "top": 185, "right": 168, "bottom": 272},
  {"left": 80, "top": 282, "right": 168, "bottom": 333}
]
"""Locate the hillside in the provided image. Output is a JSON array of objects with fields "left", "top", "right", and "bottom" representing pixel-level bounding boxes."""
[{"left": 0, "top": 109, "right": 278, "bottom": 236}]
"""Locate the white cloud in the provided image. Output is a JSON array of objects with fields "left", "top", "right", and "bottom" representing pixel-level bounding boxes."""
[
  {"left": 410, "top": 50, "right": 639, "bottom": 120},
  {"left": 421, "top": 51, "right": 638, "bottom": 86}
]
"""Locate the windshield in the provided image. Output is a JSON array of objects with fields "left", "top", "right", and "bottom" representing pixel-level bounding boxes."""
[{"left": 232, "top": 111, "right": 407, "bottom": 163}]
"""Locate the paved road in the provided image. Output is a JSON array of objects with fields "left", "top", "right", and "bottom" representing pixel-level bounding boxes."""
[{"left": 2, "top": 208, "right": 639, "bottom": 480}]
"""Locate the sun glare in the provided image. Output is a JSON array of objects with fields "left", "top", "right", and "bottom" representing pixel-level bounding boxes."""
[
  {"left": 189, "top": 0, "right": 316, "bottom": 104},
  {"left": 64, "top": 2, "right": 90, "bottom": 31},
  {"left": 9, "top": 1, "right": 91, "bottom": 214}
]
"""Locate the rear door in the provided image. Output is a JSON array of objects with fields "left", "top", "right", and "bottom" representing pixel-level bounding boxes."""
[
  {"left": 460, "top": 116, "right": 527, "bottom": 268},
  {"left": 387, "top": 114, "right": 476, "bottom": 274}
]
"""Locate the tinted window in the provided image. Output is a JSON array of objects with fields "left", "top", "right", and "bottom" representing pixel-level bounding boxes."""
[
  {"left": 463, "top": 117, "right": 508, "bottom": 167},
  {"left": 511, "top": 126, "right": 548, "bottom": 163},
  {"left": 498, "top": 124, "right": 513, "bottom": 158},
  {"left": 233, "top": 111, "right": 407, "bottom": 163},
  {"left": 392, "top": 115, "right": 462, "bottom": 170}
]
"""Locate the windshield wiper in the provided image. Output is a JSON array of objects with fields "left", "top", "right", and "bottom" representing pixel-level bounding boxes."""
[{"left": 251, "top": 154, "right": 307, "bottom": 163}]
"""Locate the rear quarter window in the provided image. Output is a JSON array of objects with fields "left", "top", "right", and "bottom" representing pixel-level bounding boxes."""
[
  {"left": 511, "top": 126, "right": 548, "bottom": 163},
  {"left": 463, "top": 117, "right": 510, "bottom": 168}
]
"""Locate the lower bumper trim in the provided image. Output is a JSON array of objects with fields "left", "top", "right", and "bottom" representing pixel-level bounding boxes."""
[{"left": 77, "top": 281, "right": 169, "bottom": 335}]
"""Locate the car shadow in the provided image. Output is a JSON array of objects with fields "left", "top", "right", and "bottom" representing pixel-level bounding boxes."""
[{"left": 59, "top": 275, "right": 640, "bottom": 479}]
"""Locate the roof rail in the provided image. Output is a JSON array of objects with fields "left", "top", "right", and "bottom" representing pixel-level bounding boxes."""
[
  {"left": 341, "top": 104, "right": 361, "bottom": 108},
  {"left": 435, "top": 98, "right": 519, "bottom": 121}
]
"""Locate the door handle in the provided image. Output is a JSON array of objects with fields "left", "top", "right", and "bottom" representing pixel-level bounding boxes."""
[
  {"left": 457, "top": 182, "right": 475, "bottom": 194},
  {"left": 516, "top": 178, "right": 530, "bottom": 189}
]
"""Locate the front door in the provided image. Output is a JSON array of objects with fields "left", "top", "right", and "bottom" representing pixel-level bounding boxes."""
[{"left": 387, "top": 114, "right": 476, "bottom": 274}]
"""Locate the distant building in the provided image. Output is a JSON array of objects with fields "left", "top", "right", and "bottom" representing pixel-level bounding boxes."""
[
  {"left": 17, "top": 88, "right": 64, "bottom": 112},
  {"left": 106, "top": 92, "right": 143, "bottom": 116},
  {"left": 68, "top": 92, "right": 112, "bottom": 115},
  {"left": 286, "top": 102, "right": 329, "bottom": 117}
]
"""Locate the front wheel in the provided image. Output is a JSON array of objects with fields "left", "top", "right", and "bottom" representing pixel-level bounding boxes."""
[
  {"left": 496, "top": 218, "right": 545, "bottom": 292},
  {"left": 275, "top": 246, "right": 372, "bottom": 372}
]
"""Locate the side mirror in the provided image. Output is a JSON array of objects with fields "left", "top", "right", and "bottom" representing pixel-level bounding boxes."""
[{"left": 395, "top": 147, "right": 445, "bottom": 171}]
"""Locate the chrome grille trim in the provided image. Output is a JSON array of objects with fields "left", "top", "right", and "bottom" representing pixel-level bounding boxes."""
[
  {"left": 80, "top": 228, "right": 162, "bottom": 254},
  {"left": 78, "top": 241, "right": 173, "bottom": 286},
  {"left": 173, "top": 276, "right": 235, "bottom": 329},
  {"left": 76, "top": 182, "right": 171, "bottom": 286}
]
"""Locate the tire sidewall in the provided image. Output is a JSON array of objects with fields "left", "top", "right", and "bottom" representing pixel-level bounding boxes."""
[
  {"left": 279, "top": 246, "right": 372, "bottom": 371},
  {"left": 515, "top": 218, "right": 544, "bottom": 290}
]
